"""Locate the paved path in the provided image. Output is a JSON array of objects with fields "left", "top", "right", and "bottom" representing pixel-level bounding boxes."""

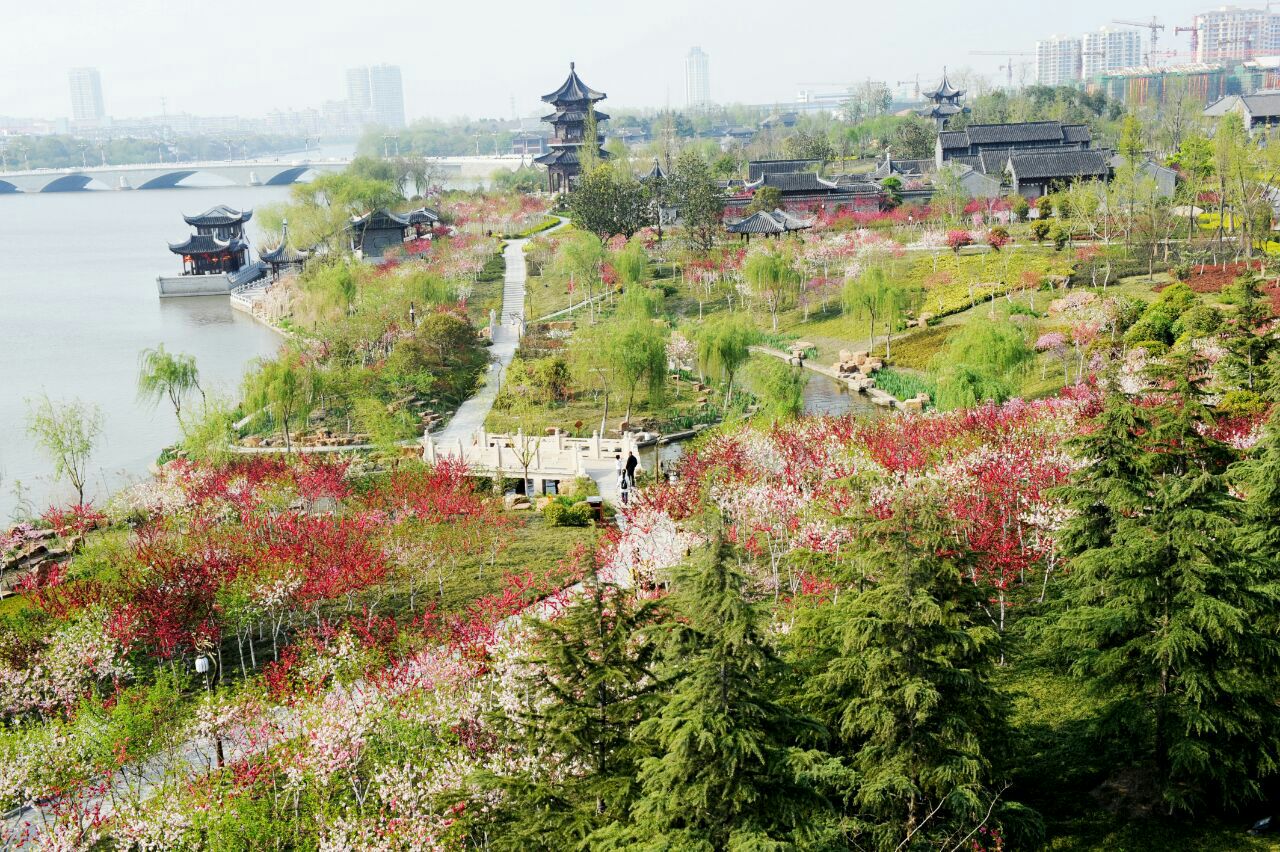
[{"left": 435, "top": 219, "right": 566, "bottom": 445}]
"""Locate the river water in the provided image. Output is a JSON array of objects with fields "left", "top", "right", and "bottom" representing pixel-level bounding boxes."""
[{"left": 0, "top": 184, "right": 295, "bottom": 520}]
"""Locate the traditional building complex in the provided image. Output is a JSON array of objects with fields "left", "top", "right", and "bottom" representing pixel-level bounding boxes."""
[
  {"left": 937, "top": 121, "right": 1111, "bottom": 198},
  {"left": 535, "top": 63, "right": 610, "bottom": 193}
]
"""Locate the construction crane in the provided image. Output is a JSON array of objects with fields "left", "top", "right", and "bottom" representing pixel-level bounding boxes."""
[
  {"left": 971, "top": 50, "right": 1034, "bottom": 88},
  {"left": 896, "top": 75, "right": 921, "bottom": 99},
  {"left": 1112, "top": 16, "right": 1165, "bottom": 50}
]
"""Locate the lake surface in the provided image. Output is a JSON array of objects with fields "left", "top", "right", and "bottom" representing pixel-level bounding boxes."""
[{"left": 0, "top": 185, "right": 295, "bottom": 520}]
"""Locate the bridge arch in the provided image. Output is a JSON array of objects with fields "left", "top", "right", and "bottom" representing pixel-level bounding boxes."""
[
  {"left": 263, "top": 166, "right": 316, "bottom": 185},
  {"left": 135, "top": 170, "right": 197, "bottom": 190},
  {"left": 0, "top": 180, "right": 18, "bottom": 194},
  {"left": 40, "top": 174, "right": 106, "bottom": 192}
]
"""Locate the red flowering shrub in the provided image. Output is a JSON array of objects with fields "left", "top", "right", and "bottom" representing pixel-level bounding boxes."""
[{"left": 947, "top": 230, "right": 974, "bottom": 253}]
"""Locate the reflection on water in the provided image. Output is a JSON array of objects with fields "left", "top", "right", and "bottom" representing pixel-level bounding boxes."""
[{"left": 802, "top": 372, "right": 885, "bottom": 419}]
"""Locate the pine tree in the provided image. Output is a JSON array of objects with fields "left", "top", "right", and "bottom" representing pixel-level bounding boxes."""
[
  {"left": 1232, "top": 410, "right": 1280, "bottom": 557},
  {"left": 1049, "top": 355, "right": 1280, "bottom": 812},
  {"left": 805, "top": 497, "right": 1011, "bottom": 849},
  {"left": 477, "top": 576, "right": 665, "bottom": 849},
  {"left": 608, "top": 533, "right": 825, "bottom": 850}
]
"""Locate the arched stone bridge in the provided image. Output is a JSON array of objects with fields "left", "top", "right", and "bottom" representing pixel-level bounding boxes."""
[
  {"left": 0, "top": 159, "right": 350, "bottom": 193},
  {"left": 0, "top": 154, "right": 530, "bottom": 193}
]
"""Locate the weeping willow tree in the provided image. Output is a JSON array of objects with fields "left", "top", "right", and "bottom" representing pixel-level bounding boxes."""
[
  {"left": 931, "top": 319, "right": 1033, "bottom": 410},
  {"left": 742, "top": 355, "right": 806, "bottom": 421},
  {"left": 611, "top": 238, "right": 649, "bottom": 290},
  {"left": 137, "top": 344, "right": 203, "bottom": 420},
  {"left": 695, "top": 314, "right": 755, "bottom": 413},
  {"left": 743, "top": 247, "right": 798, "bottom": 331},
  {"left": 841, "top": 265, "right": 907, "bottom": 349}
]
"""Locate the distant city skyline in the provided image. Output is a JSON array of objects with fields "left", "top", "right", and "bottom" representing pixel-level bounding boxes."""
[{"left": 0, "top": 0, "right": 1245, "bottom": 124}]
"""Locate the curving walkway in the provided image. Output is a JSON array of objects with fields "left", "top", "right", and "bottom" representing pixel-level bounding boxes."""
[{"left": 435, "top": 218, "right": 566, "bottom": 445}]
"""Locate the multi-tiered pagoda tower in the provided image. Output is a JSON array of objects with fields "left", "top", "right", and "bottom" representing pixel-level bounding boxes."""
[
  {"left": 535, "top": 62, "right": 609, "bottom": 192},
  {"left": 920, "top": 69, "right": 969, "bottom": 128}
]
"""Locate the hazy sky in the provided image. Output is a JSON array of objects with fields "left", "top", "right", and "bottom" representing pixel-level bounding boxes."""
[{"left": 1, "top": 0, "right": 1222, "bottom": 122}]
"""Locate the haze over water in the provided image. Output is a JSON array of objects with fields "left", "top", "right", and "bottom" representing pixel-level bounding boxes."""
[{"left": 0, "top": 184, "right": 292, "bottom": 520}]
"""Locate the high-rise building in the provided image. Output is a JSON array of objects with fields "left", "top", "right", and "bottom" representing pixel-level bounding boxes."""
[
  {"left": 1082, "top": 27, "right": 1143, "bottom": 78},
  {"left": 344, "top": 65, "right": 405, "bottom": 129},
  {"left": 1192, "top": 6, "right": 1280, "bottom": 64},
  {"left": 345, "top": 67, "right": 372, "bottom": 111},
  {"left": 1036, "top": 36, "right": 1083, "bottom": 86},
  {"left": 368, "top": 65, "right": 405, "bottom": 129},
  {"left": 685, "top": 47, "right": 710, "bottom": 109},
  {"left": 68, "top": 67, "right": 105, "bottom": 123}
]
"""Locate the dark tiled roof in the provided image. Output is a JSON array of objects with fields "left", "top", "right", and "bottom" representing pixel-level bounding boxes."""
[
  {"left": 948, "top": 155, "right": 984, "bottom": 171},
  {"left": 404, "top": 207, "right": 441, "bottom": 225},
  {"left": 183, "top": 205, "right": 251, "bottom": 228},
  {"left": 759, "top": 172, "right": 827, "bottom": 192},
  {"left": 725, "top": 209, "right": 813, "bottom": 234},
  {"left": 541, "top": 108, "right": 610, "bottom": 123},
  {"left": 534, "top": 146, "right": 609, "bottom": 166},
  {"left": 938, "top": 130, "right": 968, "bottom": 150},
  {"left": 963, "top": 121, "right": 1066, "bottom": 145},
  {"left": 1062, "top": 124, "right": 1092, "bottom": 143},
  {"left": 1240, "top": 92, "right": 1280, "bottom": 118},
  {"left": 978, "top": 148, "right": 1017, "bottom": 175},
  {"left": 541, "top": 63, "right": 606, "bottom": 104},
  {"left": 748, "top": 159, "right": 822, "bottom": 179},
  {"left": 726, "top": 211, "right": 785, "bottom": 234},
  {"left": 1008, "top": 150, "right": 1111, "bottom": 181},
  {"left": 350, "top": 209, "right": 410, "bottom": 228},
  {"left": 169, "top": 234, "right": 237, "bottom": 254}
]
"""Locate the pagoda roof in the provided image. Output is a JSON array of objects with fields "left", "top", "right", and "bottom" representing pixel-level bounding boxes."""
[
  {"left": 541, "top": 62, "right": 606, "bottom": 104},
  {"left": 725, "top": 209, "right": 813, "bottom": 235},
  {"left": 404, "top": 206, "right": 441, "bottom": 225},
  {"left": 261, "top": 243, "right": 310, "bottom": 263},
  {"left": 169, "top": 233, "right": 240, "bottom": 255},
  {"left": 183, "top": 204, "right": 252, "bottom": 228},
  {"left": 922, "top": 70, "right": 964, "bottom": 100},
  {"left": 350, "top": 209, "right": 411, "bottom": 228},
  {"left": 640, "top": 158, "right": 667, "bottom": 182},
  {"left": 534, "top": 146, "right": 610, "bottom": 166},
  {"left": 541, "top": 108, "right": 611, "bottom": 123}
]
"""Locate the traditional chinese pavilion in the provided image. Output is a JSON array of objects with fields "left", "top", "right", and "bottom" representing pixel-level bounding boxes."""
[
  {"left": 168, "top": 205, "right": 253, "bottom": 275},
  {"left": 534, "top": 62, "right": 610, "bottom": 192},
  {"left": 920, "top": 69, "right": 968, "bottom": 128}
]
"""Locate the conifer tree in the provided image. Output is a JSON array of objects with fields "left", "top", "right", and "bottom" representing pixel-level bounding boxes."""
[
  {"left": 478, "top": 576, "right": 664, "bottom": 848},
  {"left": 1049, "top": 355, "right": 1280, "bottom": 812},
  {"left": 1232, "top": 409, "right": 1280, "bottom": 558},
  {"left": 805, "top": 497, "right": 1011, "bottom": 849},
  {"left": 609, "top": 532, "right": 825, "bottom": 850}
]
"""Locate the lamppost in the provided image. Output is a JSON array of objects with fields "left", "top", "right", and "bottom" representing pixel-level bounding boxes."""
[{"left": 194, "top": 654, "right": 226, "bottom": 769}]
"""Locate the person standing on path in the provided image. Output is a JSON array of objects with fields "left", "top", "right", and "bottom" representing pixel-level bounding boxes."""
[{"left": 625, "top": 451, "right": 638, "bottom": 488}]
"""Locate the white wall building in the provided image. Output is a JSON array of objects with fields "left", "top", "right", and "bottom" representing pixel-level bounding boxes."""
[
  {"left": 68, "top": 67, "right": 105, "bottom": 123},
  {"left": 1082, "top": 27, "right": 1143, "bottom": 79},
  {"left": 1193, "top": 6, "right": 1280, "bottom": 64},
  {"left": 1037, "top": 36, "right": 1083, "bottom": 86},
  {"left": 686, "top": 47, "right": 711, "bottom": 109}
]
